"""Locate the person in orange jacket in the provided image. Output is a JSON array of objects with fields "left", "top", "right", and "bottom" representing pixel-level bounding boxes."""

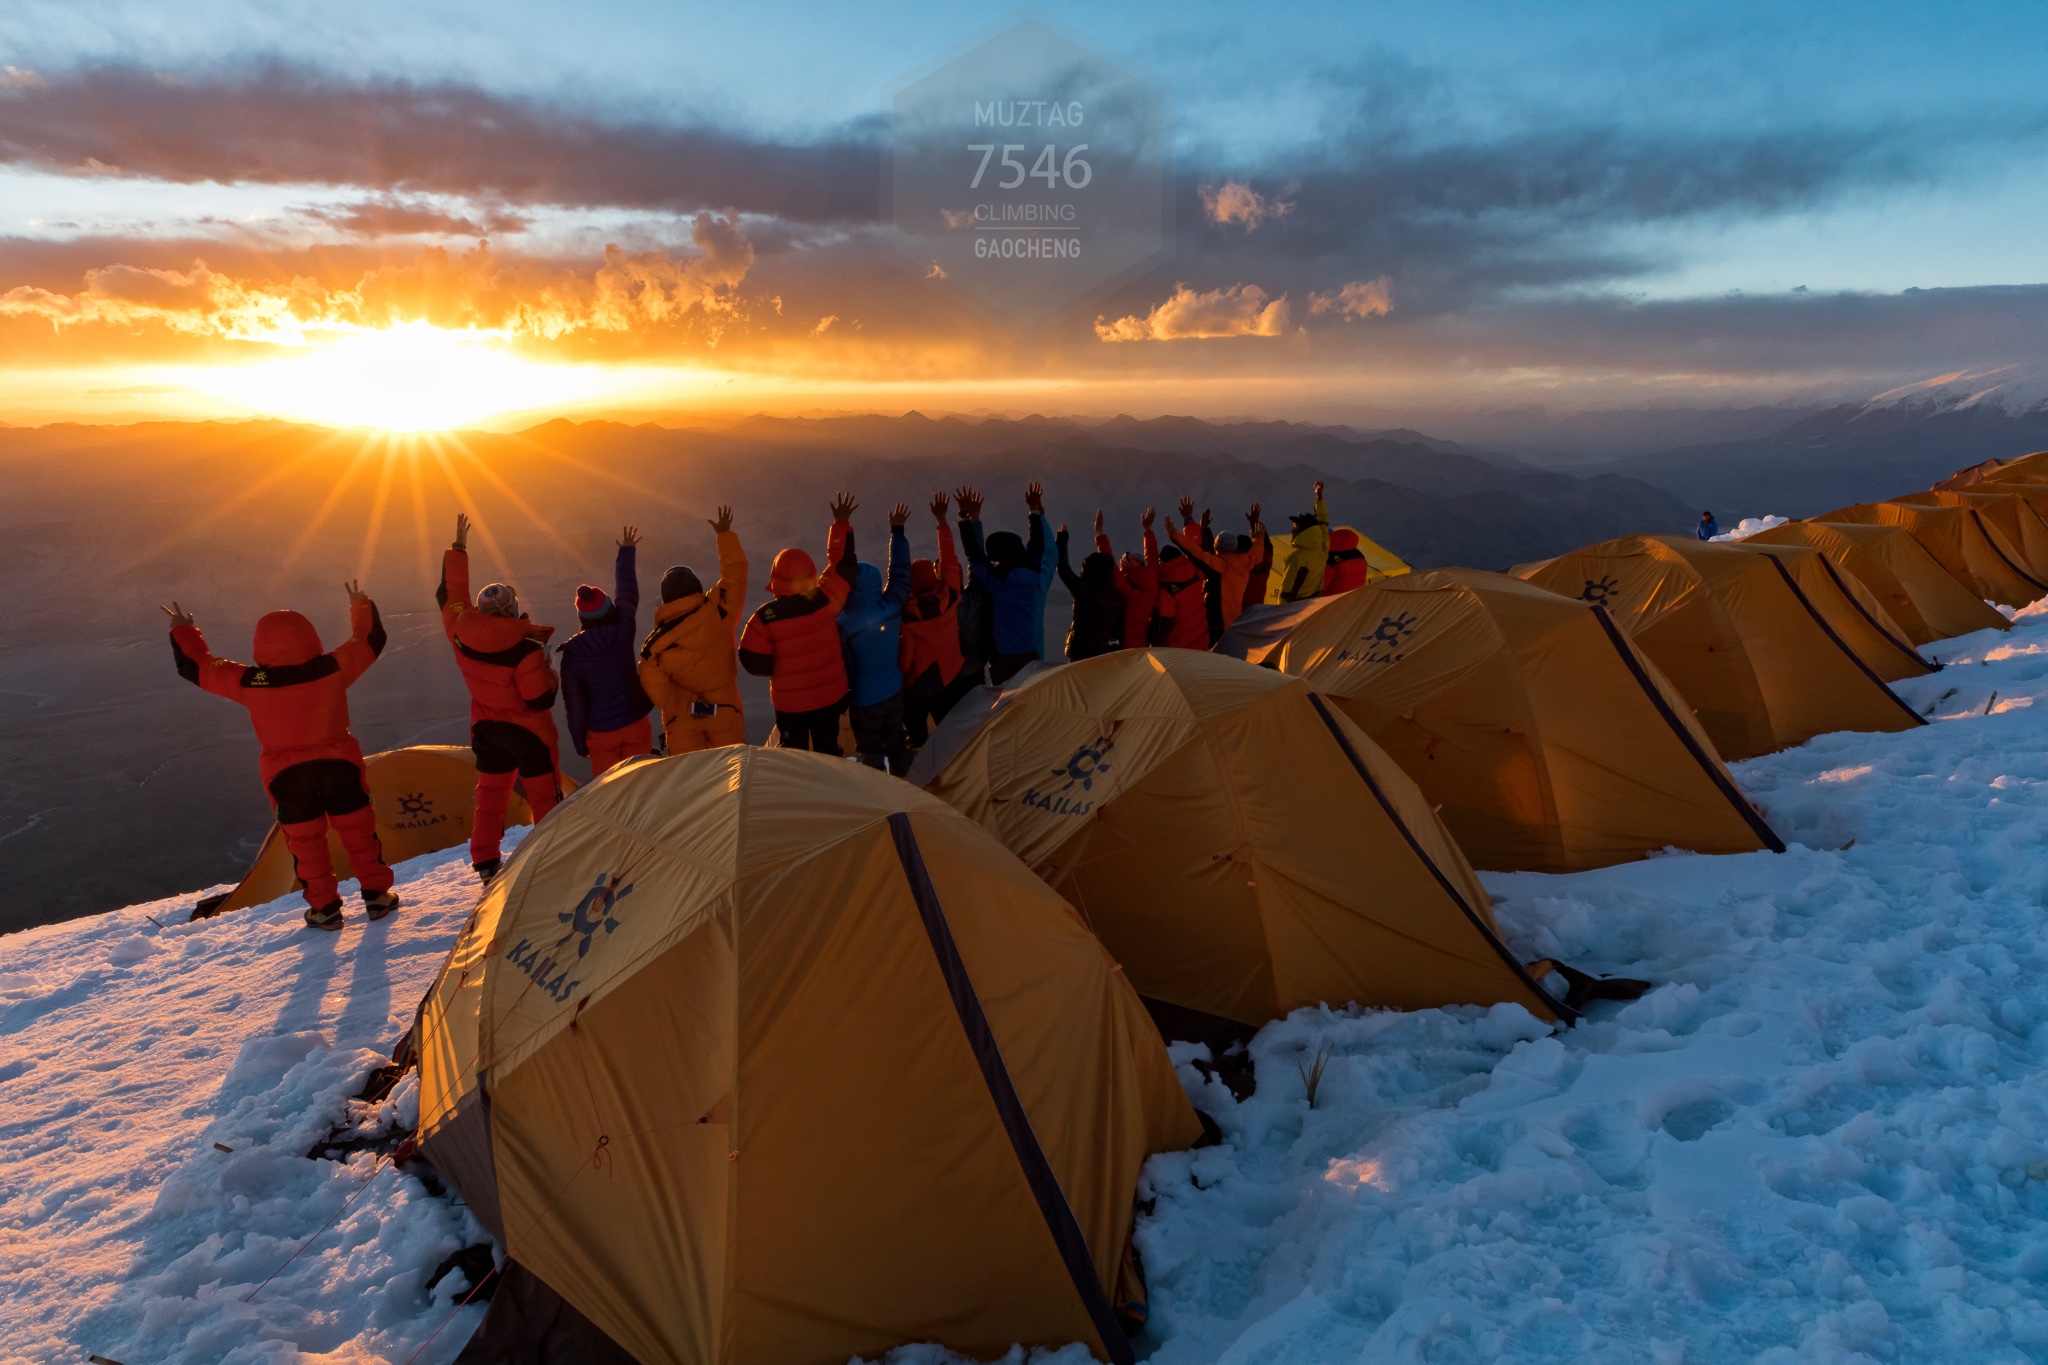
[
  {"left": 739, "top": 493, "right": 858, "bottom": 753},
  {"left": 900, "top": 490, "right": 967, "bottom": 748},
  {"left": 1110, "top": 508, "right": 1161, "bottom": 651},
  {"left": 438, "top": 513, "right": 563, "bottom": 882},
  {"left": 164, "top": 583, "right": 398, "bottom": 930},
  {"left": 1322, "top": 527, "right": 1373, "bottom": 595},
  {"left": 640, "top": 504, "right": 749, "bottom": 755},
  {"left": 1167, "top": 497, "right": 1267, "bottom": 632}
]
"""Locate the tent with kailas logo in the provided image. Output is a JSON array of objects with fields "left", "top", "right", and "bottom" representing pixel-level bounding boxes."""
[
  {"left": 919, "top": 647, "right": 1572, "bottom": 1029},
  {"left": 1739, "top": 520, "right": 2009, "bottom": 645},
  {"left": 417, "top": 745, "right": 1198, "bottom": 1365},
  {"left": 1714, "top": 539, "right": 1934, "bottom": 683},
  {"left": 1516, "top": 535, "right": 1925, "bottom": 762},
  {"left": 197, "top": 745, "right": 568, "bottom": 918},
  {"left": 1215, "top": 569, "right": 1781, "bottom": 873},
  {"left": 1809, "top": 500, "right": 2046, "bottom": 608}
]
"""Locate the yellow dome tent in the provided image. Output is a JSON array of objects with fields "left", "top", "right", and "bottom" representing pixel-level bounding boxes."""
[
  {"left": 417, "top": 746, "right": 1198, "bottom": 1365},
  {"left": 197, "top": 745, "right": 571, "bottom": 918},
  {"left": 1810, "top": 501, "right": 2046, "bottom": 608},
  {"left": 1217, "top": 569, "right": 1781, "bottom": 873},
  {"left": 1897, "top": 488, "right": 2048, "bottom": 581},
  {"left": 1715, "top": 540, "right": 1933, "bottom": 683},
  {"left": 920, "top": 648, "right": 1570, "bottom": 1029},
  {"left": 1937, "top": 450, "right": 2048, "bottom": 490},
  {"left": 1261, "top": 524, "right": 1410, "bottom": 604},
  {"left": 1516, "top": 535, "right": 1924, "bottom": 761},
  {"left": 1740, "top": 520, "right": 2009, "bottom": 644}
]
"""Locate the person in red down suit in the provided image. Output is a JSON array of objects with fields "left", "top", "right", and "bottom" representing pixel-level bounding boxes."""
[
  {"left": 1151, "top": 515, "right": 1213, "bottom": 650},
  {"left": 165, "top": 583, "right": 398, "bottom": 931},
  {"left": 739, "top": 492, "right": 858, "bottom": 753},
  {"left": 899, "top": 490, "right": 967, "bottom": 748},
  {"left": 438, "top": 513, "right": 563, "bottom": 883},
  {"left": 1110, "top": 507, "right": 1161, "bottom": 651},
  {"left": 1322, "top": 527, "right": 1374, "bottom": 595}
]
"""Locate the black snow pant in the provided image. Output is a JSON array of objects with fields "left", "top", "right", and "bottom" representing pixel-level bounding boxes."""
[
  {"left": 774, "top": 698, "right": 847, "bottom": 756},
  {"left": 850, "top": 691, "right": 912, "bottom": 775}
]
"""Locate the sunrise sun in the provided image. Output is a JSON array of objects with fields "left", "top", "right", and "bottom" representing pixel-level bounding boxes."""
[{"left": 190, "top": 322, "right": 623, "bottom": 431}]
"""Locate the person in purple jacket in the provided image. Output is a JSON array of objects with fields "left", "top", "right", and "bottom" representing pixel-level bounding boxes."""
[{"left": 560, "top": 525, "right": 655, "bottom": 775}]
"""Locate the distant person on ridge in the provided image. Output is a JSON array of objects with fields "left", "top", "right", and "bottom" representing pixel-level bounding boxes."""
[
  {"left": 838, "top": 500, "right": 916, "bottom": 773},
  {"left": 439, "top": 513, "right": 563, "bottom": 883},
  {"left": 640, "top": 504, "right": 749, "bottom": 756},
  {"left": 1056, "top": 509, "right": 1127, "bottom": 660},
  {"left": 559, "top": 525, "right": 654, "bottom": 777},
  {"left": 739, "top": 493, "right": 858, "bottom": 753},
  {"left": 1109, "top": 509, "right": 1161, "bottom": 651},
  {"left": 1168, "top": 498, "right": 1267, "bottom": 630},
  {"left": 1278, "top": 481, "right": 1330, "bottom": 601},
  {"left": 1698, "top": 511, "right": 1719, "bottom": 540},
  {"left": 962, "top": 481, "right": 1057, "bottom": 684},
  {"left": 900, "top": 490, "right": 968, "bottom": 748},
  {"left": 163, "top": 583, "right": 399, "bottom": 930}
]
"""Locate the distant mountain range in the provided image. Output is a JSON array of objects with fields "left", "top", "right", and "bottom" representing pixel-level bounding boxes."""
[{"left": 1587, "top": 379, "right": 2048, "bottom": 520}]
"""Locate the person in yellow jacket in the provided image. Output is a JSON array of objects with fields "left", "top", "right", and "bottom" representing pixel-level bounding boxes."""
[
  {"left": 1278, "top": 480, "right": 1330, "bottom": 601},
  {"left": 639, "top": 504, "right": 749, "bottom": 753}
]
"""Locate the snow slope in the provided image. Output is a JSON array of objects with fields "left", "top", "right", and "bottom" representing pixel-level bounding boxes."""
[{"left": 11, "top": 605, "right": 2048, "bottom": 1363}]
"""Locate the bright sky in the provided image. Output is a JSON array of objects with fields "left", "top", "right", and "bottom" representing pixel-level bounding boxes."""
[{"left": 0, "top": 0, "right": 2043, "bottom": 427}]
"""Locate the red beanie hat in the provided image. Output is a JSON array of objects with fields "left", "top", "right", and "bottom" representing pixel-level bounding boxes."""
[{"left": 575, "top": 584, "right": 610, "bottom": 620}]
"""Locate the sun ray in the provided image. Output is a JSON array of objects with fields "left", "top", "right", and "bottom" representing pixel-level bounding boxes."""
[
  {"left": 270, "top": 439, "right": 376, "bottom": 591},
  {"left": 108, "top": 424, "right": 356, "bottom": 578},
  {"left": 428, "top": 444, "right": 518, "bottom": 587},
  {"left": 440, "top": 430, "right": 584, "bottom": 565},
  {"left": 354, "top": 438, "right": 399, "bottom": 586},
  {"left": 407, "top": 442, "right": 437, "bottom": 610},
  {"left": 498, "top": 428, "right": 694, "bottom": 513}
]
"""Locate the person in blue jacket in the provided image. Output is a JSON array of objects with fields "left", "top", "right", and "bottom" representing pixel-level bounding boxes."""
[
  {"left": 837, "top": 500, "right": 915, "bottom": 773},
  {"left": 1697, "top": 511, "right": 1719, "bottom": 541},
  {"left": 962, "top": 481, "right": 1058, "bottom": 685},
  {"left": 560, "top": 526, "right": 654, "bottom": 775}
]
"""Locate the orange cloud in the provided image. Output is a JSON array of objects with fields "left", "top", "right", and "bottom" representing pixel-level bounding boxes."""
[
  {"left": 1096, "top": 284, "right": 1292, "bottom": 342},
  {"left": 1200, "top": 180, "right": 1295, "bottom": 231},
  {"left": 1309, "top": 277, "right": 1393, "bottom": 321},
  {"left": 0, "top": 211, "right": 755, "bottom": 345}
]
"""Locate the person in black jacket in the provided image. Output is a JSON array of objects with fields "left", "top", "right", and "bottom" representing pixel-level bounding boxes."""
[{"left": 1056, "top": 511, "right": 1127, "bottom": 661}]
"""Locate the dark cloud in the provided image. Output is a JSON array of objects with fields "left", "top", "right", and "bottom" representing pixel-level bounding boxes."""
[
  {"left": 0, "top": 64, "right": 884, "bottom": 223},
  {"left": 294, "top": 196, "right": 532, "bottom": 238}
]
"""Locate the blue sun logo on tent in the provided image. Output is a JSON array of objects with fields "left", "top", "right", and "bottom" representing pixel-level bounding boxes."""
[
  {"left": 1580, "top": 575, "right": 1620, "bottom": 606},
  {"left": 1050, "top": 737, "right": 1115, "bottom": 794},
  {"left": 558, "top": 873, "right": 634, "bottom": 958}
]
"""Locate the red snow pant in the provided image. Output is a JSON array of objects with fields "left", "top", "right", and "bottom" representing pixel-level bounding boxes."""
[
  {"left": 586, "top": 715, "right": 653, "bottom": 776},
  {"left": 268, "top": 758, "right": 394, "bottom": 912},
  {"left": 471, "top": 720, "right": 563, "bottom": 865}
]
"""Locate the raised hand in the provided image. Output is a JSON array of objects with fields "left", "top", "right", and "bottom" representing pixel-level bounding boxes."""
[
  {"left": 344, "top": 579, "right": 370, "bottom": 605},
  {"left": 1093, "top": 508, "right": 1104, "bottom": 536},
  {"left": 1177, "top": 495, "right": 1195, "bottom": 522},
  {"left": 454, "top": 512, "right": 471, "bottom": 550},
  {"left": 830, "top": 491, "right": 859, "bottom": 521},
  {"left": 1024, "top": 481, "right": 1045, "bottom": 515},
  {"left": 1247, "top": 501, "right": 1262, "bottom": 526},
  {"left": 956, "top": 485, "right": 984, "bottom": 520},
  {"left": 1058, "top": 523, "right": 1069, "bottom": 538},
  {"left": 160, "top": 601, "right": 195, "bottom": 629},
  {"left": 1313, "top": 480, "right": 1325, "bottom": 501},
  {"left": 889, "top": 501, "right": 911, "bottom": 528},
  {"left": 708, "top": 504, "right": 734, "bottom": 534},
  {"left": 1141, "top": 506, "right": 1156, "bottom": 530},
  {"left": 619, "top": 524, "right": 642, "bottom": 547},
  {"left": 930, "top": 491, "right": 950, "bottom": 522}
]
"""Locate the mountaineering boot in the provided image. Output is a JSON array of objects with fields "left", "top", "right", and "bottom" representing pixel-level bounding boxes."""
[
  {"left": 474, "top": 858, "right": 503, "bottom": 885},
  {"left": 304, "top": 900, "right": 345, "bottom": 931},
  {"left": 362, "top": 888, "right": 401, "bottom": 920}
]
